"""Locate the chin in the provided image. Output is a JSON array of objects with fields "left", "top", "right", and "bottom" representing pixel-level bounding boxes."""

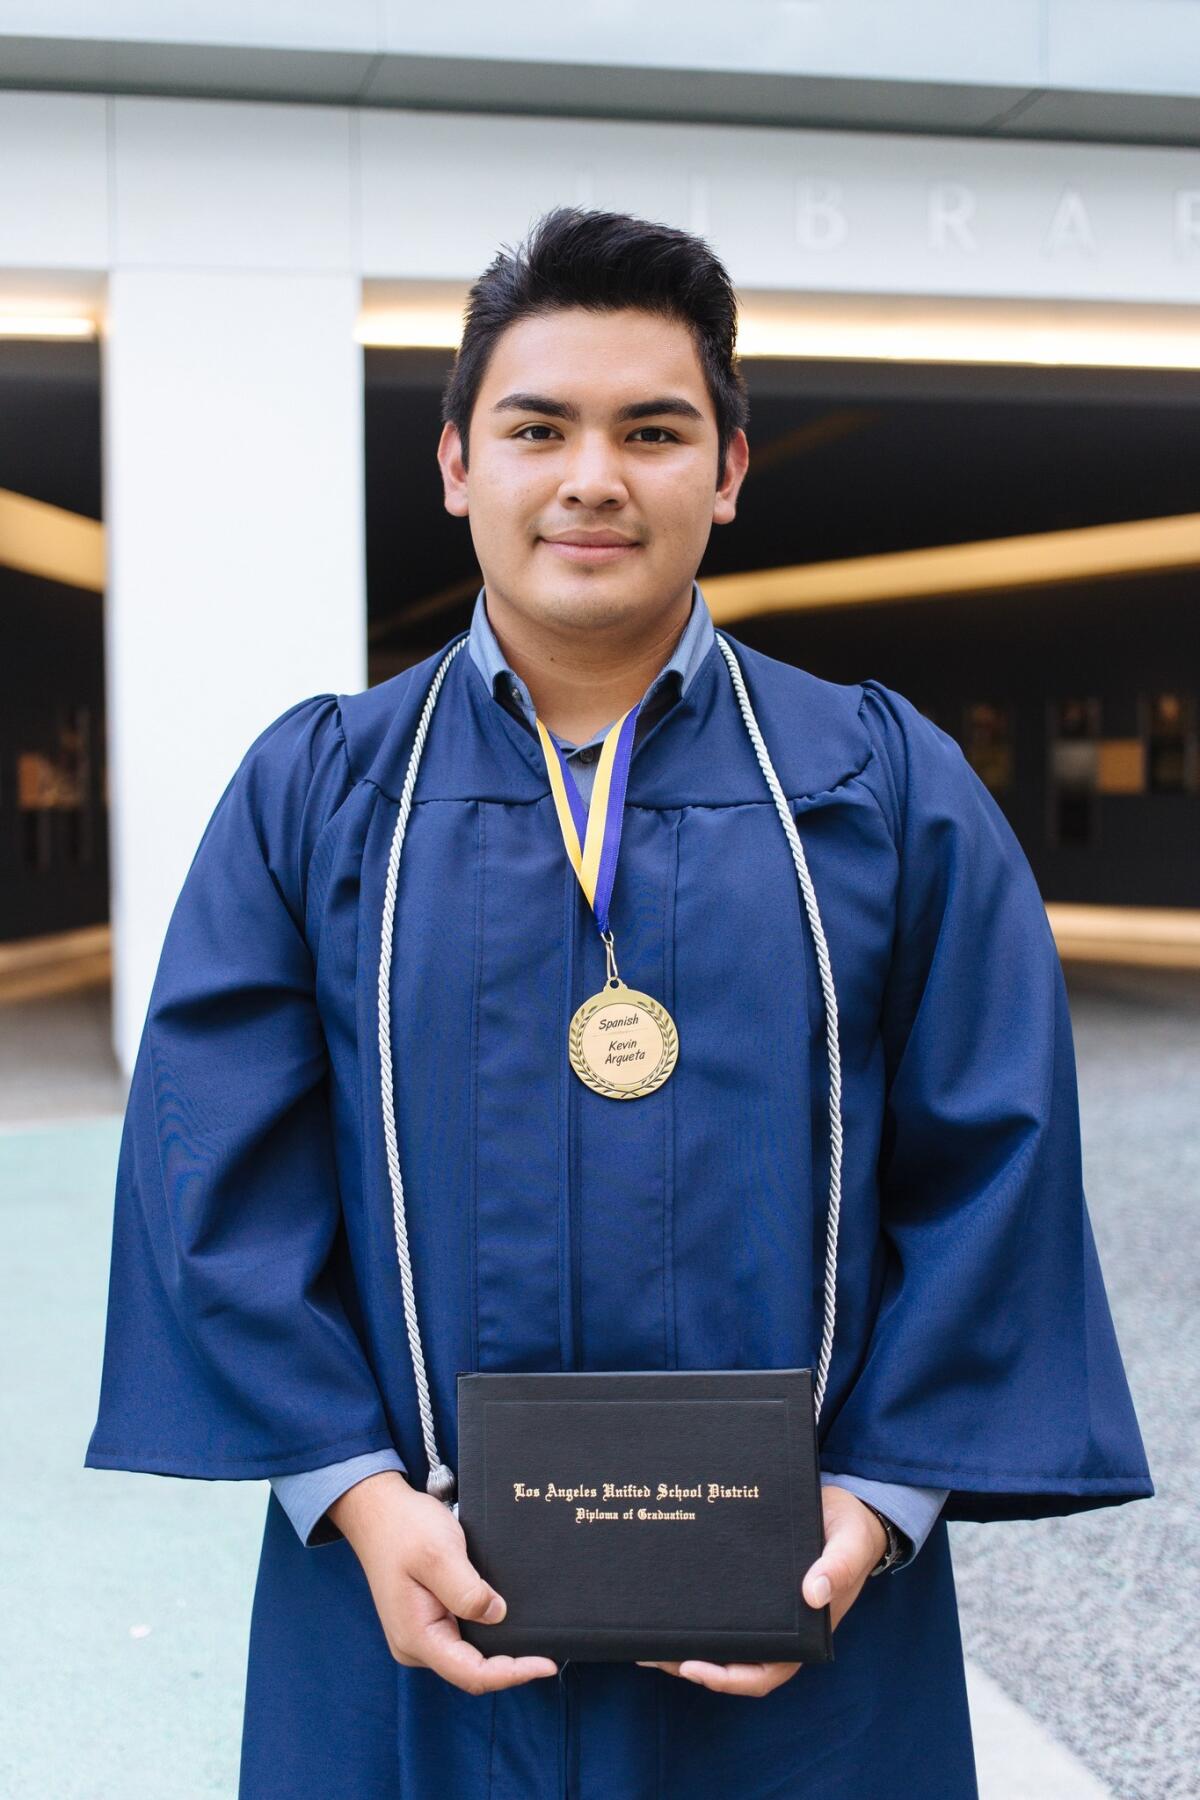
[{"left": 538, "top": 592, "right": 639, "bottom": 629}]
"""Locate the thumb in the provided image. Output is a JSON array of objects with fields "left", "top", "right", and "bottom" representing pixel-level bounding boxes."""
[
  {"left": 420, "top": 1540, "right": 508, "bottom": 1625},
  {"left": 802, "top": 1529, "right": 859, "bottom": 1610},
  {"left": 449, "top": 1568, "right": 507, "bottom": 1625}
]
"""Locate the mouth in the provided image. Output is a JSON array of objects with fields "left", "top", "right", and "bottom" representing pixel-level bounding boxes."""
[{"left": 539, "top": 534, "right": 642, "bottom": 566}]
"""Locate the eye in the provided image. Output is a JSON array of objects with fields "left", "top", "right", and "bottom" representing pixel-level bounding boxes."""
[
  {"left": 514, "top": 424, "right": 561, "bottom": 441},
  {"left": 629, "top": 427, "right": 679, "bottom": 444}
]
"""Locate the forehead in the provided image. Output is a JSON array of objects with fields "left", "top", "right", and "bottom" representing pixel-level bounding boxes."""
[{"left": 476, "top": 306, "right": 711, "bottom": 410}]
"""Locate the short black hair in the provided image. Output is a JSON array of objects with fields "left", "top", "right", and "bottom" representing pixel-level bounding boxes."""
[{"left": 442, "top": 205, "right": 749, "bottom": 484}]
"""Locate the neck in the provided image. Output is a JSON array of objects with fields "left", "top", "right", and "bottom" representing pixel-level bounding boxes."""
[{"left": 485, "top": 585, "right": 695, "bottom": 741}]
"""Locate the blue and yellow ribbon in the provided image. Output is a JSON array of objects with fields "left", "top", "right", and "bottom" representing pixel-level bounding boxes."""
[{"left": 534, "top": 701, "right": 642, "bottom": 939}]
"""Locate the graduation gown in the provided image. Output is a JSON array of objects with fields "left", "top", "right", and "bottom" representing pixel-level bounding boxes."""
[{"left": 85, "top": 629, "right": 1153, "bottom": 1800}]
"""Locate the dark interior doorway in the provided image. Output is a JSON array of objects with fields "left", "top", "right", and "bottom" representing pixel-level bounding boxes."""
[
  {"left": 364, "top": 350, "right": 1200, "bottom": 906},
  {"left": 0, "top": 338, "right": 106, "bottom": 945}
]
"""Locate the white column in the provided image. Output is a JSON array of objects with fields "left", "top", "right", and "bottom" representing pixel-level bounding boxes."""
[{"left": 103, "top": 269, "right": 366, "bottom": 1074}]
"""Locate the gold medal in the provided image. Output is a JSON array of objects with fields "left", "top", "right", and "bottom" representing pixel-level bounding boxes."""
[{"left": 569, "top": 976, "right": 679, "bottom": 1100}]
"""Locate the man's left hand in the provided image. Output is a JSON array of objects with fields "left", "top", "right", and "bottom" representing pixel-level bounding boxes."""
[{"left": 633, "top": 1483, "right": 888, "bottom": 1696}]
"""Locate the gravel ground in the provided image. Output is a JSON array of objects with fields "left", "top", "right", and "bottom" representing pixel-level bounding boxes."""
[{"left": 950, "top": 965, "right": 1199, "bottom": 1800}]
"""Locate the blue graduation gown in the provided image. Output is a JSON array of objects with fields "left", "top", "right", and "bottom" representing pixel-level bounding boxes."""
[{"left": 85, "top": 630, "right": 1153, "bottom": 1799}]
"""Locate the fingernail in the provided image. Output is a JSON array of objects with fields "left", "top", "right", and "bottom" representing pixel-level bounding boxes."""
[
  {"left": 483, "top": 1594, "right": 506, "bottom": 1622},
  {"left": 810, "top": 1574, "right": 831, "bottom": 1605}
]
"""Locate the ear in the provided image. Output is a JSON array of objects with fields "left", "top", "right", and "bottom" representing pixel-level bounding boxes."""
[
  {"left": 437, "top": 421, "right": 470, "bottom": 517},
  {"left": 712, "top": 428, "right": 749, "bottom": 527}
]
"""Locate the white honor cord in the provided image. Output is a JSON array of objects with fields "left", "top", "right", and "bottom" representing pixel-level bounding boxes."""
[
  {"left": 377, "top": 634, "right": 468, "bottom": 1508},
  {"left": 714, "top": 632, "right": 842, "bottom": 1425},
  {"left": 378, "top": 630, "right": 844, "bottom": 1509}
]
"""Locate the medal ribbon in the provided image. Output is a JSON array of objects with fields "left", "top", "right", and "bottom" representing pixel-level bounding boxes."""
[{"left": 534, "top": 701, "right": 642, "bottom": 939}]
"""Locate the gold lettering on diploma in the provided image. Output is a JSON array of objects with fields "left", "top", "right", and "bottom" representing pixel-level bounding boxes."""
[{"left": 509, "top": 1478, "right": 763, "bottom": 1525}]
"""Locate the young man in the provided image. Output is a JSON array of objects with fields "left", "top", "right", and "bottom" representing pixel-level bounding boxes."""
[{"left": 87, "top": 208, "right": 1152, "bottom": 1798}]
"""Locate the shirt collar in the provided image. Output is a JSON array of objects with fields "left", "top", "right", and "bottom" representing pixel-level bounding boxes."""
[{"left": 467, "top": 579, "right": 715, "bottom": 749}]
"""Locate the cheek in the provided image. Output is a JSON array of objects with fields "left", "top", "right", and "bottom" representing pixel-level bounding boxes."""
[
  {"left": 476, "top": 462, "right": 552, "bottom": 522},
  {"left": 639, "top": 475, "right": 716, "bottom": 549}
]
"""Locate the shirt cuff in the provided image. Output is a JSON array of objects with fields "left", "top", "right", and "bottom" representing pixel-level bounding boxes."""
[
  {"left": 270, "top": 1449, "right": 408, "bottom": 1548},
  {"left": 820, "top": 1471, "right": 949, "bottom": 1570}
]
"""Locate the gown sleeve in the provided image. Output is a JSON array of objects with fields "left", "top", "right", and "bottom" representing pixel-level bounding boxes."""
[
  {"left": 85, "top": 695, "right": 397, "bottom": 1481},
  {"left": 817, "top": 680, "right": 1155, "bottom": 1524}
]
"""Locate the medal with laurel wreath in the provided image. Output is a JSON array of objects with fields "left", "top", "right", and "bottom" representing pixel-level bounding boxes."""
[{"left": 569, "top": 975, "right": 679, "bottom": 1099}]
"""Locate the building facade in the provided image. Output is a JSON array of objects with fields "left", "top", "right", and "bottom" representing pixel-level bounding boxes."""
[{"left": 1, "top": 3, "right": 1198, "bottom": 1069}]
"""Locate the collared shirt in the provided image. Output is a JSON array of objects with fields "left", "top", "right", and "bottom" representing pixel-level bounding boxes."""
[
  {"left": 270, "top": 584, "right": 949, "bottom": 1565},
  {"left": 467, "top": 579, "right": 716, "bottom": 806}
]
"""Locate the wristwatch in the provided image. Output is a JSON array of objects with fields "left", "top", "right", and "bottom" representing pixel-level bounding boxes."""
[{"left": 859, "top": 1501, "right": 909, "bottom": 1576}]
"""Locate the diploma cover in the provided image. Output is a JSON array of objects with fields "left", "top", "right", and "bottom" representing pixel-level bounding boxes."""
[{"left": 456, "top": 1368, "right": 832, "bottom": 1664}]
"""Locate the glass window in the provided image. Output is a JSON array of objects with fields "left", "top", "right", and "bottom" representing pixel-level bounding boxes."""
[
  {"left": 1144, "top": 693, "right": 1194, "bottom": 795},
  {"left": 1049, "top": 698, "right": 1100, "bottom": 847},
  {"left": 15, "top": 705, "right": 93, "bottom": 873},
  {"left": 963, "top": 702, "right": 1013, "bottom": 794}
]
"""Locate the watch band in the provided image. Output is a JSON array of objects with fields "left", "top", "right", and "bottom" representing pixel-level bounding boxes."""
[{"left": 859, "top": 1500, "right": 908, "bottom": 1575}]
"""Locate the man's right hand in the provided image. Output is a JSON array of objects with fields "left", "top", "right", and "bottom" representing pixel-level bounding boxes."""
[{"left": 327, "top": 1469, "right": 559, "bottom": 1694}]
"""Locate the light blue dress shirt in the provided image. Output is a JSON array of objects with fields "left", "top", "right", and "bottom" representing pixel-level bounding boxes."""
[{"left": 271, "top": 583, "right": 949, "bottom": 1567}]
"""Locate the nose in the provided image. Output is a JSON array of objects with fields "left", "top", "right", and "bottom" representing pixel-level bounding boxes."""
[{"left": 557, "top": 433, "right": 628, "bottom": 510}]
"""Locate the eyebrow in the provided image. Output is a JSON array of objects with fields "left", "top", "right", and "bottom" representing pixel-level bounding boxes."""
[{"left": 490, "top": 392, "right": 705, "bottom": 424}]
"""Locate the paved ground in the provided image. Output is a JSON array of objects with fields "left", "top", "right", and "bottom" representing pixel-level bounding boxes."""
[
  {"left": 0, "top": 967, "right": 1192, "bottom": 1797},
  {"left": 0, "top": 1115, "right": 259, "bottom": 1798},
  {"left": 951, "top": 965, "right": 1199, "bottom": 1800},
  {"left": 0, "top": 987, "right": 125, "bottom": 1125}
]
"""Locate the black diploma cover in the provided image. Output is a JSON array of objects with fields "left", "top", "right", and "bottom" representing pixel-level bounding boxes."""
[{"left": 456, "top": 1368, "right": 832, "bottom": 1665}]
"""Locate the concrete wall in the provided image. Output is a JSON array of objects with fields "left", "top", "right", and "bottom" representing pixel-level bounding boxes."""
[
  {"left": 4, "top": 91, "right": 1200, "bottom": 302},
  {"left": 2, "top": 2, "right": 1200, "bottom": 122},
  {"left": 102, "top": 270, "right": 365, "bottom": 1072},
  {"left": 0, "top": 2, "right": 1056, "bottom": 81}
]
